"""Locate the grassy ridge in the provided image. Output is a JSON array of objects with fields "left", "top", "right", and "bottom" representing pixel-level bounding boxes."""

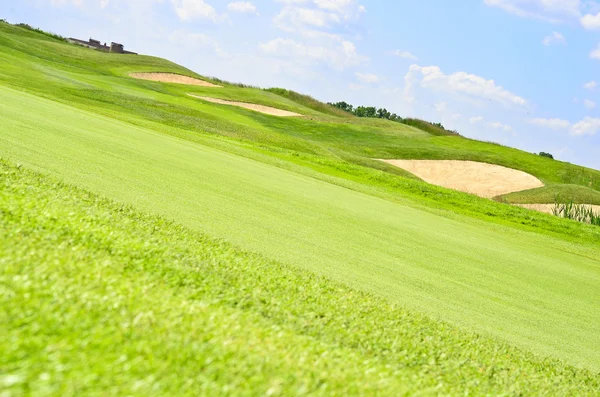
[
  {"left": 1, "top": 20, "right": 600, "bottom": 195},
  {"left": 2, "top": 161, "right": 599, "bottom": 395}
]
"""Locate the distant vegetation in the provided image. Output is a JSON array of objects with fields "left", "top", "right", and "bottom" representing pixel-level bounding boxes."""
[
  {"left": 328, "top": 101, "right": 461, "bottom": 136},
  {"left": 329, "top": 101, "right": 401, "bottom": 121},
  {"left": 539, "top": 152, "right": 554, "bottom": 159}
]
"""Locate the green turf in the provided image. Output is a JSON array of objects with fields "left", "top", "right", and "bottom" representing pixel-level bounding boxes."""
[
  {"left": 2, "top": 20, "right": 600, "bottom": 393},
  {"left": 1, "top": 85, "right": 599, "bottom": 372},
  {"left": 2, "top": 162, "right": 599, "bottom": 396},
  {"left": 1, "top": 21, "right": 600, "bottom": 196},
  {"left": 500, "top": 184, "right": 600, "bottom": 205}
]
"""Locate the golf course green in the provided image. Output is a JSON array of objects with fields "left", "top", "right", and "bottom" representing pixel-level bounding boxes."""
[{"left": 1, "top": 21, "right": 599, "bottom": 395}]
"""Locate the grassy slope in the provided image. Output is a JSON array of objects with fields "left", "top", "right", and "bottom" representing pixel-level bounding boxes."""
[
  {"left": 1, "top": 21, "right": 600, "bottom": 387},
  {"left": 3, "top": 162, "right": 599, "bottom": 395},
  {"left": 1, "top": 22, "right": 600, "bottom": 195},
  {"left": 1, "top": 84, "right": 600, "bottom": 371},
  {"left": 501, "top": 184, "right": 600, "bottom": 205}
]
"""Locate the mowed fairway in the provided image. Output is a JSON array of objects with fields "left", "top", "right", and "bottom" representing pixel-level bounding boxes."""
[{"left": 1, "top": 85, "right": 599, "bottom": 370}]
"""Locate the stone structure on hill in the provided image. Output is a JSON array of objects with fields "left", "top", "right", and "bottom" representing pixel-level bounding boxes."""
[{"left": 67, "top": 37, "right": 137, "bottom": 55}]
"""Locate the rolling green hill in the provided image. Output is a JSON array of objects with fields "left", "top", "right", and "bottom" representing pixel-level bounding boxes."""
[{"left": 1, "top": 21, "right": 599, "bottom": 395}]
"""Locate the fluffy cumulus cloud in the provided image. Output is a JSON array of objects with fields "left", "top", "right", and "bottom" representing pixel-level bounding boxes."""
[
  {"left": 571, "top": 117, "right": 600, "bottom": 135},
  {"left": 484, "top": 0, "right": 581, "bottom": 22},
  {"left": 584, "top": 80, "right": 597, "bottom": 90},
  {"left": 262, "top": 0, "right": 367, "bottom": 70},
  {"left": 581, "top": 11, "right": 600, "bottom": 29},
  {"left": 273, "top": 0, "right": 364, "bottom": 32},
  {"left": 404, "top": 64, "right": 526, "bottom": 107},
  {"left": 171, "top": 0, "right": 218, "bottom": 22}
]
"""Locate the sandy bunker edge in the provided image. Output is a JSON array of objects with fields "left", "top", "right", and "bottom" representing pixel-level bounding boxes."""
[
  {"left": 188, "top": 94, "right": 302, "bottom": 117},
  {"left": 130, "top": 72, "right": 222, "bottom": 87}
]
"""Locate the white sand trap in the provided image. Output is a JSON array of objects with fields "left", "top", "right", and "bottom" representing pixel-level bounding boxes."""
[
  {"left": 189, "top": 95, "right": 302, "bottom": 117},
  {"left": 130, "top": 73, "right": 221, "bottom": 87},
  {"left": 515, "top": 203, "right": 600, "bottom": 215},
  {"left": 382, "top": 160, "right": 544, "bottom": 198}
]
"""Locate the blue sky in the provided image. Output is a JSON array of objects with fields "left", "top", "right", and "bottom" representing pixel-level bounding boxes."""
[{"left": 2, "top": 0, "right": 600, "bottom": 169}]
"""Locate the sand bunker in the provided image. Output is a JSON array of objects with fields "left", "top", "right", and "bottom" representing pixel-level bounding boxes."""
[
  {"left": 382, "top": 160, "right": 544, "bottom": 198},
  {"left": 515, "top": 203, "right": 600, "bottom": 215},
  {"left": 130, "top": 73, "right": 221, "bottom": 87},
  {"left": 189, "top": 95, "right": 302, "bottom": 117}
]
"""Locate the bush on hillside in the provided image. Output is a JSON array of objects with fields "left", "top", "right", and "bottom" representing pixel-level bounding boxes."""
[
  {"left": 539, "top": 152, "right": 554, "bottom": 159},
  {"left": 329, "top": 101, "right": 401, "bottom": 121}
]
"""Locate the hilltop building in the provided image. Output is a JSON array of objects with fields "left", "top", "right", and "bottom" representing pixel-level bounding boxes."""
[{"left": 67, "top": 37, "right": 137, "bottom": 55}]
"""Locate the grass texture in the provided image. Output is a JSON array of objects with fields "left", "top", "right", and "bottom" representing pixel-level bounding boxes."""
[
  {"left": 1, "top": 85, "right": 599, "bottom": 372},
  {"left": 1, "top": 20, "right": 600, "bottom": 394},
  {"left": 2, "top": 162, "right": 599, "bottom": 396}
]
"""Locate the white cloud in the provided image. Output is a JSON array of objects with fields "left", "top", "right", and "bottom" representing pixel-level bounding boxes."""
[
  {"left": 584, "top": 99, "right": 597, "bottom": 109},
  {"left": 571, "top": 117, "right": 600, "bottom": 135},
  {"left": 590, "top": 43, "right": 600, "bottom": 59},
  {"left": 388, "top": 50, "right": 418, "bottom": 60},
  {"left": 583, "top": 80, "right": 597, "bottom": 90},
  {"left": 484, "top": 0, "right": 581, "bottom": 22},
  {"left": 227, "top": 1, "right": 258, "bottom": 15},
  {"left": 542, "top": 31, "right": 566, "bottom": 46},
  {"left": 528, "top": 118, "right": 571, "bottom": 130},
  {"left": 434, "top": 102, "right": 448, "bottom": 113},
  {"left": 581, "top": 12, "right": 600, "bottom": 29},
  {"left": 274, "top": 6, "right": 340, "bottom": 30},
  {"left": 470, "top": 116, "right": 484, "bottom": 124},
  {"left": 171, "top": 0, "right": 218, "bottom": 21},
  {"left": 313, "top": 0, "right": 365, "bottom": 18},
  {"left": 259, "top": 37, "right": 363, "bottom": 69},
  {"left": 404, "top": 64, "right": 527, "bottom": 108},
  {"left": 273, "top": 0, "right": 364, "bottom": 31},
  {"left": 169, "top": 29, "right": 228, "bottom": 57},
  {"left": 355, "top": 72, "right": 380, "bottom": 84},
  {"left": 487, "top": 121, "right": 514, "bottom": 133}
]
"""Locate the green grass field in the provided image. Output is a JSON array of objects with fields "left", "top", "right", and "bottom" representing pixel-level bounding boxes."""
[{"left": 1, "top": 21, "right": 600, "bottom": 395}]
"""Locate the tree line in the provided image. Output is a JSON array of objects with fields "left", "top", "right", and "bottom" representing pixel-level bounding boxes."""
[
  {"left": 327, "top": 101, "right": 403, "bottom": 122},
  {"left": 327, "top": 101, "right": 455, "bottom": 134}
]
